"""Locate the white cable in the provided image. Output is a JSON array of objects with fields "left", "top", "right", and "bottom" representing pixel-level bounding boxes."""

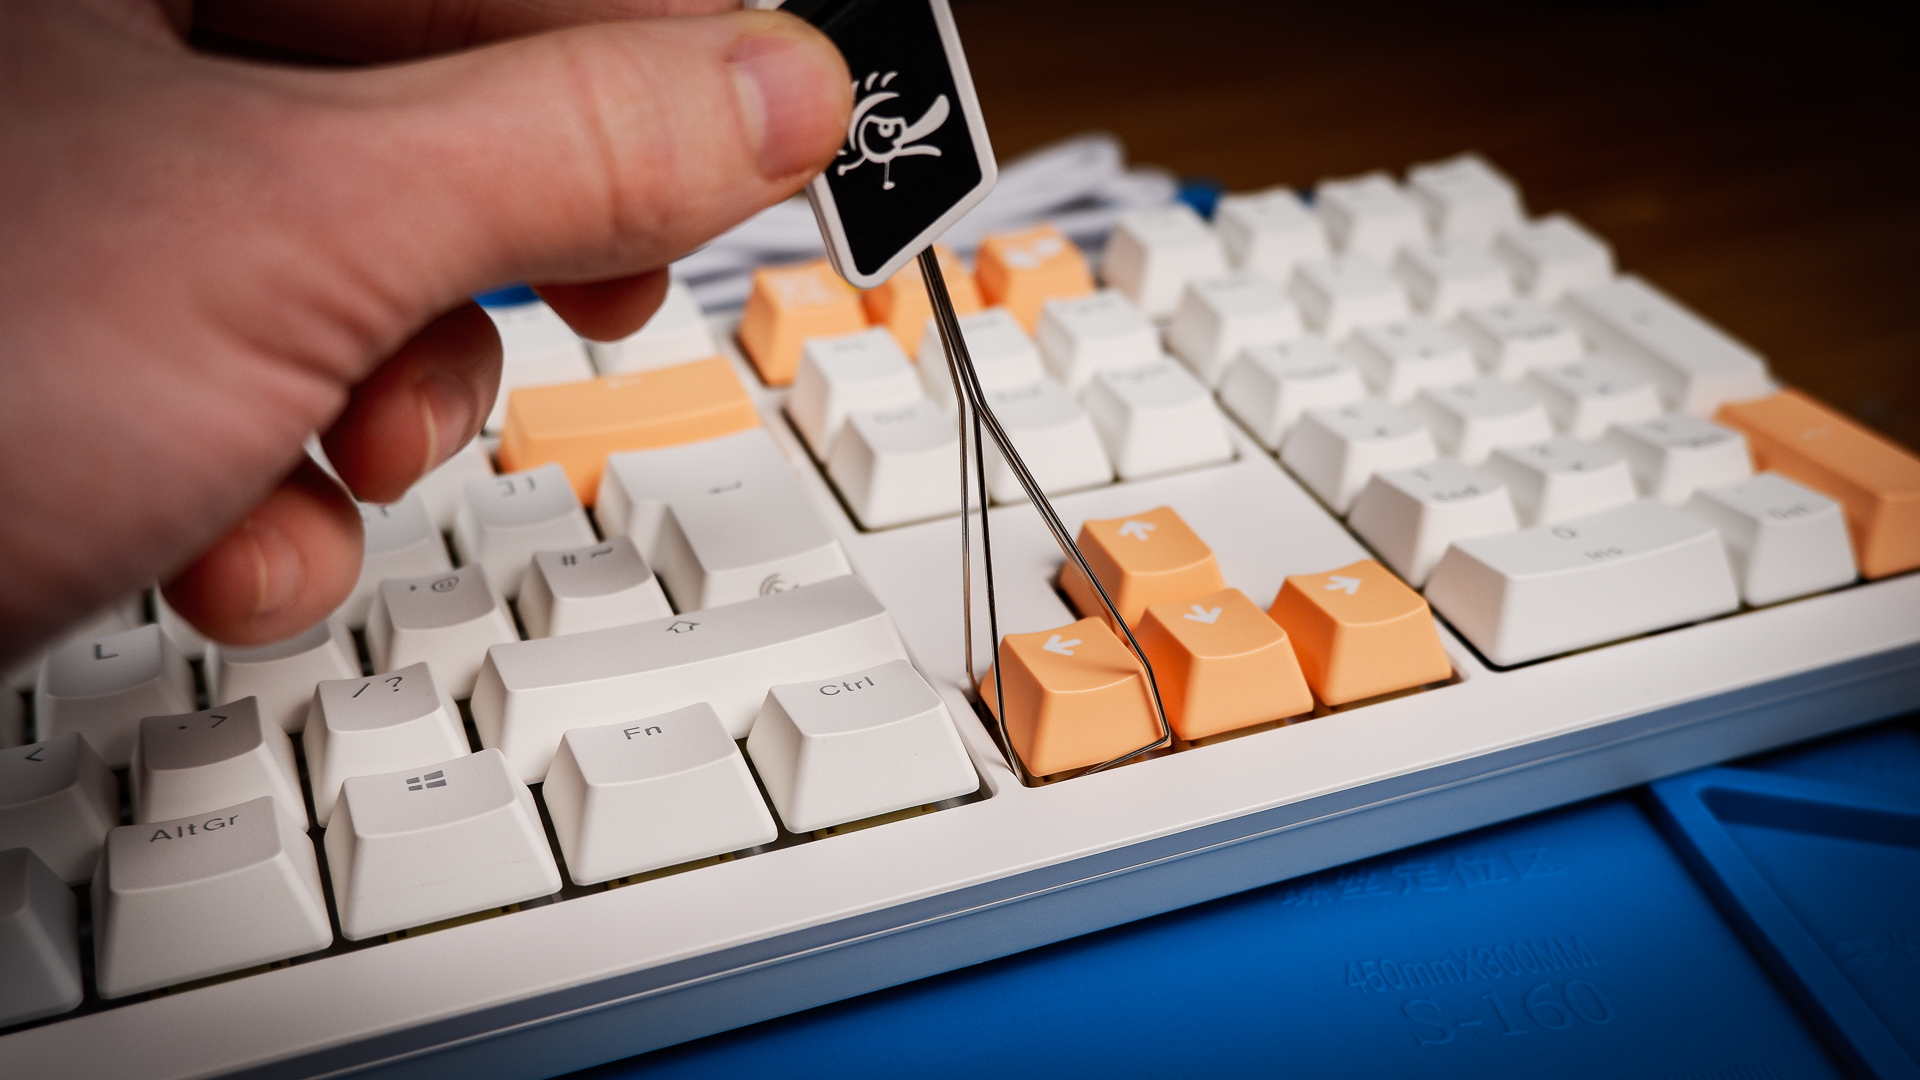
[{"left": 678, "top": 133, "right": 1176, "bottom": 308}]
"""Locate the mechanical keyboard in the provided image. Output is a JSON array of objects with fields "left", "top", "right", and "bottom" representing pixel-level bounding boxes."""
[{"left": 4, "top": 151, "right": 1919, "bottom": 1080}]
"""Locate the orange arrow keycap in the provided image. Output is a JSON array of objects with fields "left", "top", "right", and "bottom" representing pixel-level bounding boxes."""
[
  {"left": 1060, "top": 506, "right": 1226, "bottom": 629},
  {"left": 1137, "top": 588, "right": 1313, "bottom": 741},
  {"left": 1267, "top": 559, "right": 1451, "bottom": 706},
  {"left": 980, "top": 617, "right": 1163, "bottom": 778}
]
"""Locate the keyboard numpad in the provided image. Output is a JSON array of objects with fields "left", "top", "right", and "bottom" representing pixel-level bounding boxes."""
[
  {"left": 324, "top": 749, "right": 558, "bottom": 941},
  {"left": 0, "top": 847, "right": 83, "bottom": 1026},
  {"left": 132, "top": 699, "right": 307, "bottom": 829},
  {"left": 453, "top": 463, "right": 599, "bottom": 599},
  {"left": 1136, "top": 589, "right": 1312, "bottom": 741},
  {"left": 736, "top": 260, "right": 869, "bottom": 387},
  {"left": 367, "top": 566, "right": 520, "bottom": 698},
  {"left": 207, "top": 621, "right": 361, "bottom": 734},
  {"left": 746, "top": 660, "right": 976, "bottom": 834},
  {"left": 94, "top": 797, "right": 331, "bottom": 998},
  {"left": 517, "top": 537, "right": 672, "bottom": 640},
  {"left": 0, "top": 733, "right": 118, "bottom": 886},
  {"left": 974, "top": 225, "right": 1095, "bottom": 332},
  {"left": 543, "top": 704, "right": 775, "bottom": 885},
  {"left": 1267, "top": 559, "right": 1452, "bottom": 705},
  {"left": 303, "top": 663, "right": 470, "bottom": 827},
  {"left": 980, "top": 618, "right": 1162, "bottom": 778},
  {"left": 1717, "top": 389, "right": 1920, "bottom": 579},
  {"left": 37, "top": 624, "right": 194, "bottom": 768},
  {"left": 861, "top": 244, "right": 982, "bottom": 352},
  {"left": 495, "top": 358, "right": 760, "bottom": 503},
  {"left": 1059, "top": 506, "right": 1225, "bottom": 629}
]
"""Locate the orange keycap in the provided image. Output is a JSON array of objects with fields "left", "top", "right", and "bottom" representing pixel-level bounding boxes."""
[
  {"left": 981, "top": 617, "right": 1163, "bottom": 777},
  {"left": 1060, "top": 506, "right": 1226, "bottom": 629},
  {"left": 736, "top": 260, "right": 869, "bottom": 386},
  {"left": 1717, "top": 389, "right": 1920, "bottom": 579},
  {"left": 497, "top": 357, "right": 759, "bottom": 504},
  {"left": 1137, "top": 588, "right": 1313, "bottom": 741},
  {"left": 975, "top": 225, "right": 1095, "bottom": 332},
  {"left": 862, "top": 245, "right": 983, "bottom": 352},
  {"left": 1267, "top": 559, "right": 1451, "bottom": 706}
]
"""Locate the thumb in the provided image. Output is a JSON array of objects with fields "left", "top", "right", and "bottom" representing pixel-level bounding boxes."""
[{"left": 273, "top": 10, "right": 851, "bottom": 326}]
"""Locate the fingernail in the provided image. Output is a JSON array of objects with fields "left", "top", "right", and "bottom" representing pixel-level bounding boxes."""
[
  {"left": 731, "top": 24, "right": 845, "bottom": 179},
  {"left": 243, "top": 518, "right": 303, "bottom": 623},
  {"left": 414, "top": 369, "right": 477, "bottom": 473}
]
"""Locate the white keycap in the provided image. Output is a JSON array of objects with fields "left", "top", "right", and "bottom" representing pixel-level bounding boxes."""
[
  {"left": 787, "top": 328, "right": 924, "bottom": 460},
  {"left": 746, "top": 660, "right": 976, "bottom": 834},
  {"left": 94, "top": 797, "right": 330, "bottom": 997},
  {"left": 981, "top": 380, "right": 1114, "bottom": 503},
  {"left": 1394, "top": 240, "right": 1514, "bottom": 320},
  {"left": 586, "top": 276, "right": 717, "bottom": 375},
  {"left": 1685, "top": 474, "right": 1857, "bottom": 607},
  {"left": 0, "top": 734, "right": 118, "bottom": 885},
  {"left": 1035, "top": 289, "right": 1161, "bottom": 391},
  {"left": 1215, "top": 187, "right": 1331, "bottom": 281},
  {"left": 1289, "top": 256, "right": 1412, "bottom": 340},
  {"left": 543, "top": 704, "right": 776, "bottom": 885},
  {"left": 1412, "top": 377, "right": 1555, "bottom": 465},
  {"left": 1218, "top": 337, "right": 1370, "bottom": 450},
  {"left": 827, "top": 400, "right": 963, "bottom": 529},
  {"left": 1526, "top": 355, "right": 1665, "bottom": 439},
  {"left": 1425, "top": 499, "right": 1740, "bottom": 667},
  {"left": 1493, "top": 214, "right": 1614, "bottom": 300},
  {"left": 1346, "top": 317, "right": 1479, "bottom": 404},
  {"left": 0, "top": 848, "right": 83, "bottom": 1026},
  {"left": 597, "top": 429, "right": 852, "bottom": 611},
  {"left": 481, "top": 299, "right": 594, "bottom": 432},
  {"left": 1605, "top": 414, "right": 1753, "bottom": 505},
  {"left": 1101, "top": 203, "right": 1231, "bottom": 318},
  {"left": 5, "top": 597, "right": 143, "bottom": 696},
  {"left": 1453, "top": 298, "right": 1584, "bottom": 379},
  {"left": 1281, "top": 400, "right": 1438, "bottom": 514},
  {"left": 37, "top": 625, "right": 193, "bottom": 768},
  {"left": 324, "top": 749, "right": 559, "bottom": 940},
  {"left": 1405, "top": 154, "right": 1525, "bottom": 243},
  {"left": 148, "top": 591, "right": 209, "bottom": 666},
  {"left": 304, "top": 663, "right": 470, "bottom": 827},
  {"left": 472, "top": 575, "right": 908, "bottom": 780},
  {"left": 339, "top": 494, "right": 452, "bottom": 630},
  {"left": 132, "top": 699, "right": 307, "bottom": 829},
  {"left": 207, "top": 620, "right": 361, "bottom": 734},
  {"left": 1485, "top": 436, "right": 1640, "bottom": 527},
  {"left": 916, "top": 307, "right": 1047, "bottom": 408},
  {"left": 1082, "top": 358, "right": 1234, "bottom": 480},
  {"left": 1561, "top": 277, "right": 1775, "bottom": 416},
  {"left": 1165, "top": 273, "right": 1302, "bottom": 385},
  {"left": 1315, "top": 173, "right": 1429, "bottom": 260},
  {"left": 453, "top": 463, "right": 597, "bottom": 600},
  {"left": 518, "top": 538, "right": 673, "bottom": 640},
  {"left": 1348, "top": 460, "right": 1520, "bottom": 587},
  {"left": 410, "top": 437, "right": 495, "bottom": 533},
  {"left": 367, "top": 566, "right": 520, "bottom": 698}
]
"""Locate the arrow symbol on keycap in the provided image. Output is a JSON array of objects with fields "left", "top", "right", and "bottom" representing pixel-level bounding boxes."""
[
  {"left": 1326, "top": 575, "right": 1361, "bottom": 595},
  {"left": 1042, "top": 635, "right": 1081, "bottom": 656},
  {"left": 1184, "top": 605, "right": 1222, "bottom": 624},
  {"left": 1117, "top": 520, "right": 1156, "bottom": 541},
  {"left": 666, "top": 620, "right": 700, "bottom": 634}
]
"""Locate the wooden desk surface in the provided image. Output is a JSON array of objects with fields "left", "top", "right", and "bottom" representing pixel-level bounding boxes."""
[{"left": 955, "top": 0, "right": 1919, "bottom": 451}]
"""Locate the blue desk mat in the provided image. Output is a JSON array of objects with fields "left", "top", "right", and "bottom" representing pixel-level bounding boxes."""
[{"left": 570, "top": 750, "right": 1911, "bottom": 1079}]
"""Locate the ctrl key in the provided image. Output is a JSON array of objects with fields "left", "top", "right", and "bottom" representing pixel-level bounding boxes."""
[
  {"left": 92, "top": 797, "right": 330, "bottom": 999},
  {"left": 325, "top": 748, "right": 559, "bottom": 940},
  {"left": 0, "top": 847, "right": 83, "bottom": 1025}
]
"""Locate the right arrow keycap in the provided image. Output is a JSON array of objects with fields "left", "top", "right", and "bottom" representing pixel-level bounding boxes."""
[{"left": 1267, "top": 559, "right": 1453, "bottom": 705}]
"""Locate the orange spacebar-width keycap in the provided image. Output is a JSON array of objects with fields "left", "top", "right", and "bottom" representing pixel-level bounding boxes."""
[
  {"left": 981, "top": 617, "right": 1163, "bottom": 778},
  {"left": 1717, "top": 389, "right": 1920, "bottom": 579},
  {"left": 497, "top": 357, "right": 759, "bottom": 505}
]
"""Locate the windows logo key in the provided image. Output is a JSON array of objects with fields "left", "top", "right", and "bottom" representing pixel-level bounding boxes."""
[{"left": 406, "top": 771, "right": 447, "bottom": 792}]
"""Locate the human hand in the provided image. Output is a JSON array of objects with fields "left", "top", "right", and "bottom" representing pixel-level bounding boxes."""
[{"left": 0, "top": 0, "right": 852, "bottom": 664}]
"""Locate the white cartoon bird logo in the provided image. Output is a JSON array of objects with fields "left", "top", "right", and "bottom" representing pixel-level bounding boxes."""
[{"left": 837, "top": 70, "right": 950, "bottom": 190}]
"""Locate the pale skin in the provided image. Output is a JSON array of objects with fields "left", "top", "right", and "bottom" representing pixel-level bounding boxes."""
[{"left": 0, "top": 0, "right": 854, "bottom": 665}]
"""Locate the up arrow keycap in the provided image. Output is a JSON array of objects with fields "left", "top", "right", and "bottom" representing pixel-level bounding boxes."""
[
  {"left": 1042, "top": 635, "right": 1081, "bottom": 656},
  {"left": 1326, "top": 575, "right": 1362, "bottom": 594},
  {"left": 1117, "top": 520, "right": 1156, "bottom": 541},
  {"left": 1183, "top": 605, "right": 1222, "bottom": 624}
]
